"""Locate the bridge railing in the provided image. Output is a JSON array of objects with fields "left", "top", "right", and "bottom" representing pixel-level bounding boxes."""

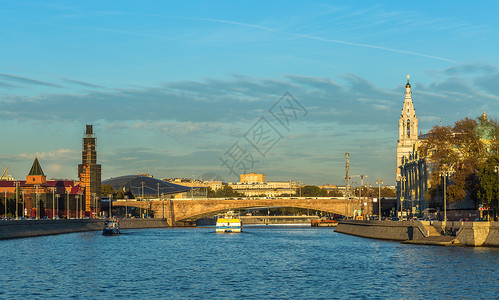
[{"left": 115, "top": 197, "right": 349, "bottom": 201}]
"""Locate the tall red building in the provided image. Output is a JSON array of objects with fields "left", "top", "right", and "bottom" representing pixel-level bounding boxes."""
[{"left": 78, "top": 125, "right": 101, "bottom": 215}]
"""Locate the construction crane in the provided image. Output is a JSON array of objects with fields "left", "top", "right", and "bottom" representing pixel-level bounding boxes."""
[{"left": 0, "top": 167, "right": 8, "bottom": 181}]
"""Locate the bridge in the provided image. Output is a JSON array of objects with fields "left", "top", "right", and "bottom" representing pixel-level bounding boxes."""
[{"left": 112, "top": 197, "right": 373, "bottom": 226}]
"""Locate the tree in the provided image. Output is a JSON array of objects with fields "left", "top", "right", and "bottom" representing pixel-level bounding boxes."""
[
  {"left": 477, "top": 155, "right": 499, "bottom": 211},
  {"left": 300, "top": 185, "right": 327, "bottom": 197},
  {"left": 208, "top": 185, "right": 244, "bottom": 198},
  {"left": 101, "top": 184, "right": 116, "bottom": 197},
  {"left": 419, "top": 116, "right": 491, "bottom": 203},
  {"left": 117, "top": 189, "right": 135, "bottom": 199},
  {"left": 380, "top": 187, "right": 396, "bottom": 198}
]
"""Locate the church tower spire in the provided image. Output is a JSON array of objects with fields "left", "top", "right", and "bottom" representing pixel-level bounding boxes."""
[{"left": 396, "top": 75, "right": 419, "bottom": 178}]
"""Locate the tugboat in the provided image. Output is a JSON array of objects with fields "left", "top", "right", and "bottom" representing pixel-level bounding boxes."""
[
  {"left": 102, "top": 218, "right": 120, "bottom": 235},
  {"left": 216, "top": 211, "right": 242, "bottom": 233}
]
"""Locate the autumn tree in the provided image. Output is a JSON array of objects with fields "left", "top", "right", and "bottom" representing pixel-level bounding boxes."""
[{"left": 420, "top": 115, "right": 499, "bottom": 204}]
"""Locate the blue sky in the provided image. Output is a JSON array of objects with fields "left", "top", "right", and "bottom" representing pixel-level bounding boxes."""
[{"left": 1, "top": 1, "right": 499, "bottom": 186}]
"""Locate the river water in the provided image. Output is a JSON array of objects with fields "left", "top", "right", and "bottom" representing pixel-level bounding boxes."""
[{"left": 1, "top": 226, "right": 497, "bottom": 299}]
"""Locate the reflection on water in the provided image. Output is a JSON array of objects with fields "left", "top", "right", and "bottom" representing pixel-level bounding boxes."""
[{"left": 0, "top": 227, "right": 497, "bottom": 298}]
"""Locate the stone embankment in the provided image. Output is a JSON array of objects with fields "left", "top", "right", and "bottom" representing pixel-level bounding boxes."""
[
  {"left": 0, "top": 219, "right": 105, "bottom": 239},
  {"left": 241, "top": 215, "right": 319, "bottom": 225},
  {"left": 335, "top": 220, "right": 499, "bottom": 247},
  {"left": 0, "top": 218, "right": 195, "bottom": 240},
  {"left": 119, "top": 218, "right": 194, "bottom": 228}
]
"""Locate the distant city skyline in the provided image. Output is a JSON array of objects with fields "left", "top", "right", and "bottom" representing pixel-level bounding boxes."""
[{"left": 2, "top": 1, "right": 499, "bottom": 186}]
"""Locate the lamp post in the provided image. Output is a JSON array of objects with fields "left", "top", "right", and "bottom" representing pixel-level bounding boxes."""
[
  {"left": 351, "top": 181, "right": 357, "bottom": 218},
  {"left": 141, "top": 181, "right": 145, "bottom": 218},
  {"left": 52, "top": 187, "right": 55, "bottom": 219},
  {"left": 22, "top": 191, "right": 25, "bottom": 218},
  {"left": 15, "top": 182, "right": 19, "bottom": 220},
  {"left": 4, "top": 190, "right": 7, "bottom": 217},
  {"left": 359, "top": 175, "right": 367, "bottom": 217},
  {"left": 108, "top": 194, "right": 112, "bottom": 218},
  {"left": 161, "top": 193, "right": 165, "bottom": 219},
  {"left": 494, "top": 166, "right": 499, "bottom": 221},
  {"left": 35, "top": 185, "right": 39, "bottom": 219},
  {"left": 76, "top": 194, "right": 79, "bottom": 219},
  {"left": 440, "top": 170, "right": 454, "bottom": 223},
  {"left": 67, "top": 187, "right": 70, "bottom": 219},
  {"left": 79, "top": 193, "right": 83, "bottom": 219},
  {"left": 125, "top": 195, "right": 129, "bottom": 218},
  {"left": 400, "top": 176, "right": 406, "bottom": 219},
  {"left": 92, "top": 193, "right": 96, "bottom": 219},
  {"left": 191, "top": 177, "right": 194, "bottom": 201},
  {"left": 376, "top": 179, "right": 383, "bottom": 220},
  {"left": 55, "top": 194, "right": 60, "bottom": 219}
]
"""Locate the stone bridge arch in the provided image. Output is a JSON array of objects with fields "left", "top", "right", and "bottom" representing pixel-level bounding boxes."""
[{"left": 113, "top": 198, "right": 367, "bottom": 226}]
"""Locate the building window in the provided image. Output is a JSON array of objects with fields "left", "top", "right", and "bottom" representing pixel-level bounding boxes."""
[{"left": 407, "top": 119, "right": 411, "bottom": 138}]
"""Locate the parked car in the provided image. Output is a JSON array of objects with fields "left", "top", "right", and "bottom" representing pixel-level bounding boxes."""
[{"left": 390, "top": 217, "right": 400, "bottom": 221}]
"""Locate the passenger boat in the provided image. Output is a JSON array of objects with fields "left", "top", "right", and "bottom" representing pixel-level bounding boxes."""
[
  {"left": 311, "top": 219, "right": 338, "bottom": 227},
  {"left": 102, "top": 218, "right": 120, "bottom": 235},
  {"left": 216, "top": 211, "right": 242, "bottom": 233}
]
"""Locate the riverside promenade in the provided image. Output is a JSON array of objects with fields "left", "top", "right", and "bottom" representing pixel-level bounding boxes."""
[{"left": 335, "top": 219, "right": 499, "bottom": 247}]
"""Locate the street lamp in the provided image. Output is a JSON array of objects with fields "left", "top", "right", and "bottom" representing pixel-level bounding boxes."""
[
  {"left": 76, "top": 194, "right": 79, "bottom": 219},
  {"left": 4, "top": 190, "right": 7, "bottom": 218},
  {"left": 92, "top": 193, "right": 96, "bottom": 219},
  {"left": 376, "top": 179, "right": 383, "bottom": 220},
  {"left": 55, "top": 194, "right": 60, "bottom": 219},
  {"left": 440, "top": 170, "right": 454, "bottom": 223},
  {"left": 108, "top": 194, "right": 112, "bottom": 218},
  {"left": 67, "top": 186, "right": 71, "bottom": 219},
  {"left": 191, "top": 177, "right": 194, "bottom": 201},
  {"left": 15, "top": 182, "right": 19, "bottom": 220},
  {"left": 52, "top": 187, "right": 55, "bottom": 219},
  {"left": 494, "top": 166, "right": 499, "bottom": 221},
  {"left": 400, "top": 176, "right": 406, "bottom": 219},
  {"left": 35, "top": 185, "right": 39, "bottom": 219},
  {"left": 351, "top": 181, "right": 357, "bottom": 218},
  {"left": 359, "top": 175, "right": 367, "bottom": 217},
  {"left": 22, "top": 191, "right": 25, "bottom": 218},
  {"left": 141, "top": 181, "right": 145, "bottom": 218}
]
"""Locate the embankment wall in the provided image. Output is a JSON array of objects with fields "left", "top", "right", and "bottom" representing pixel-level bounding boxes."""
[
  {"left": 456, "top": 222, "right": 499, "bottom": 247},
  {"left": 241, "top": 216, "right": 319, "bottom": 225},
  {"left": 0, "top": 219, "right": 105, "bottom": 240},
  {"left": 119, "top": 218, "right": 187, "bottom": 229},
  {"left": 335, "top": 220, "right": 425, "bottom": 241},
  {"left": 336, "top": 220, "right": 499, "bottom": 247},
  {"left": 0, "top": 218, "right": 196, "bottom": 240}
]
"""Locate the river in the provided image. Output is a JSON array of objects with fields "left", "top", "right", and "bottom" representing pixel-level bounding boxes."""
[{"left": 1, "top": 226, "right": 497, "bottom": 299}]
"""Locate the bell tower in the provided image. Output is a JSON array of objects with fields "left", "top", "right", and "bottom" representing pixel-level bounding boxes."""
[{"left": 396, "top": 75, "right": 418, "bottom": 178}]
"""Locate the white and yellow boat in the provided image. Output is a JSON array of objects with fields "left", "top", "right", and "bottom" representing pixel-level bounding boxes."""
[{"left": 216, "top": 211, "right": 242, "bottom": 233}]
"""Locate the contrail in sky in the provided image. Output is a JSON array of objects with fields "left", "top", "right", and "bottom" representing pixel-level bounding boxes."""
[{"left": 192, "top": 17, "right": 459, "bottom": 64}]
